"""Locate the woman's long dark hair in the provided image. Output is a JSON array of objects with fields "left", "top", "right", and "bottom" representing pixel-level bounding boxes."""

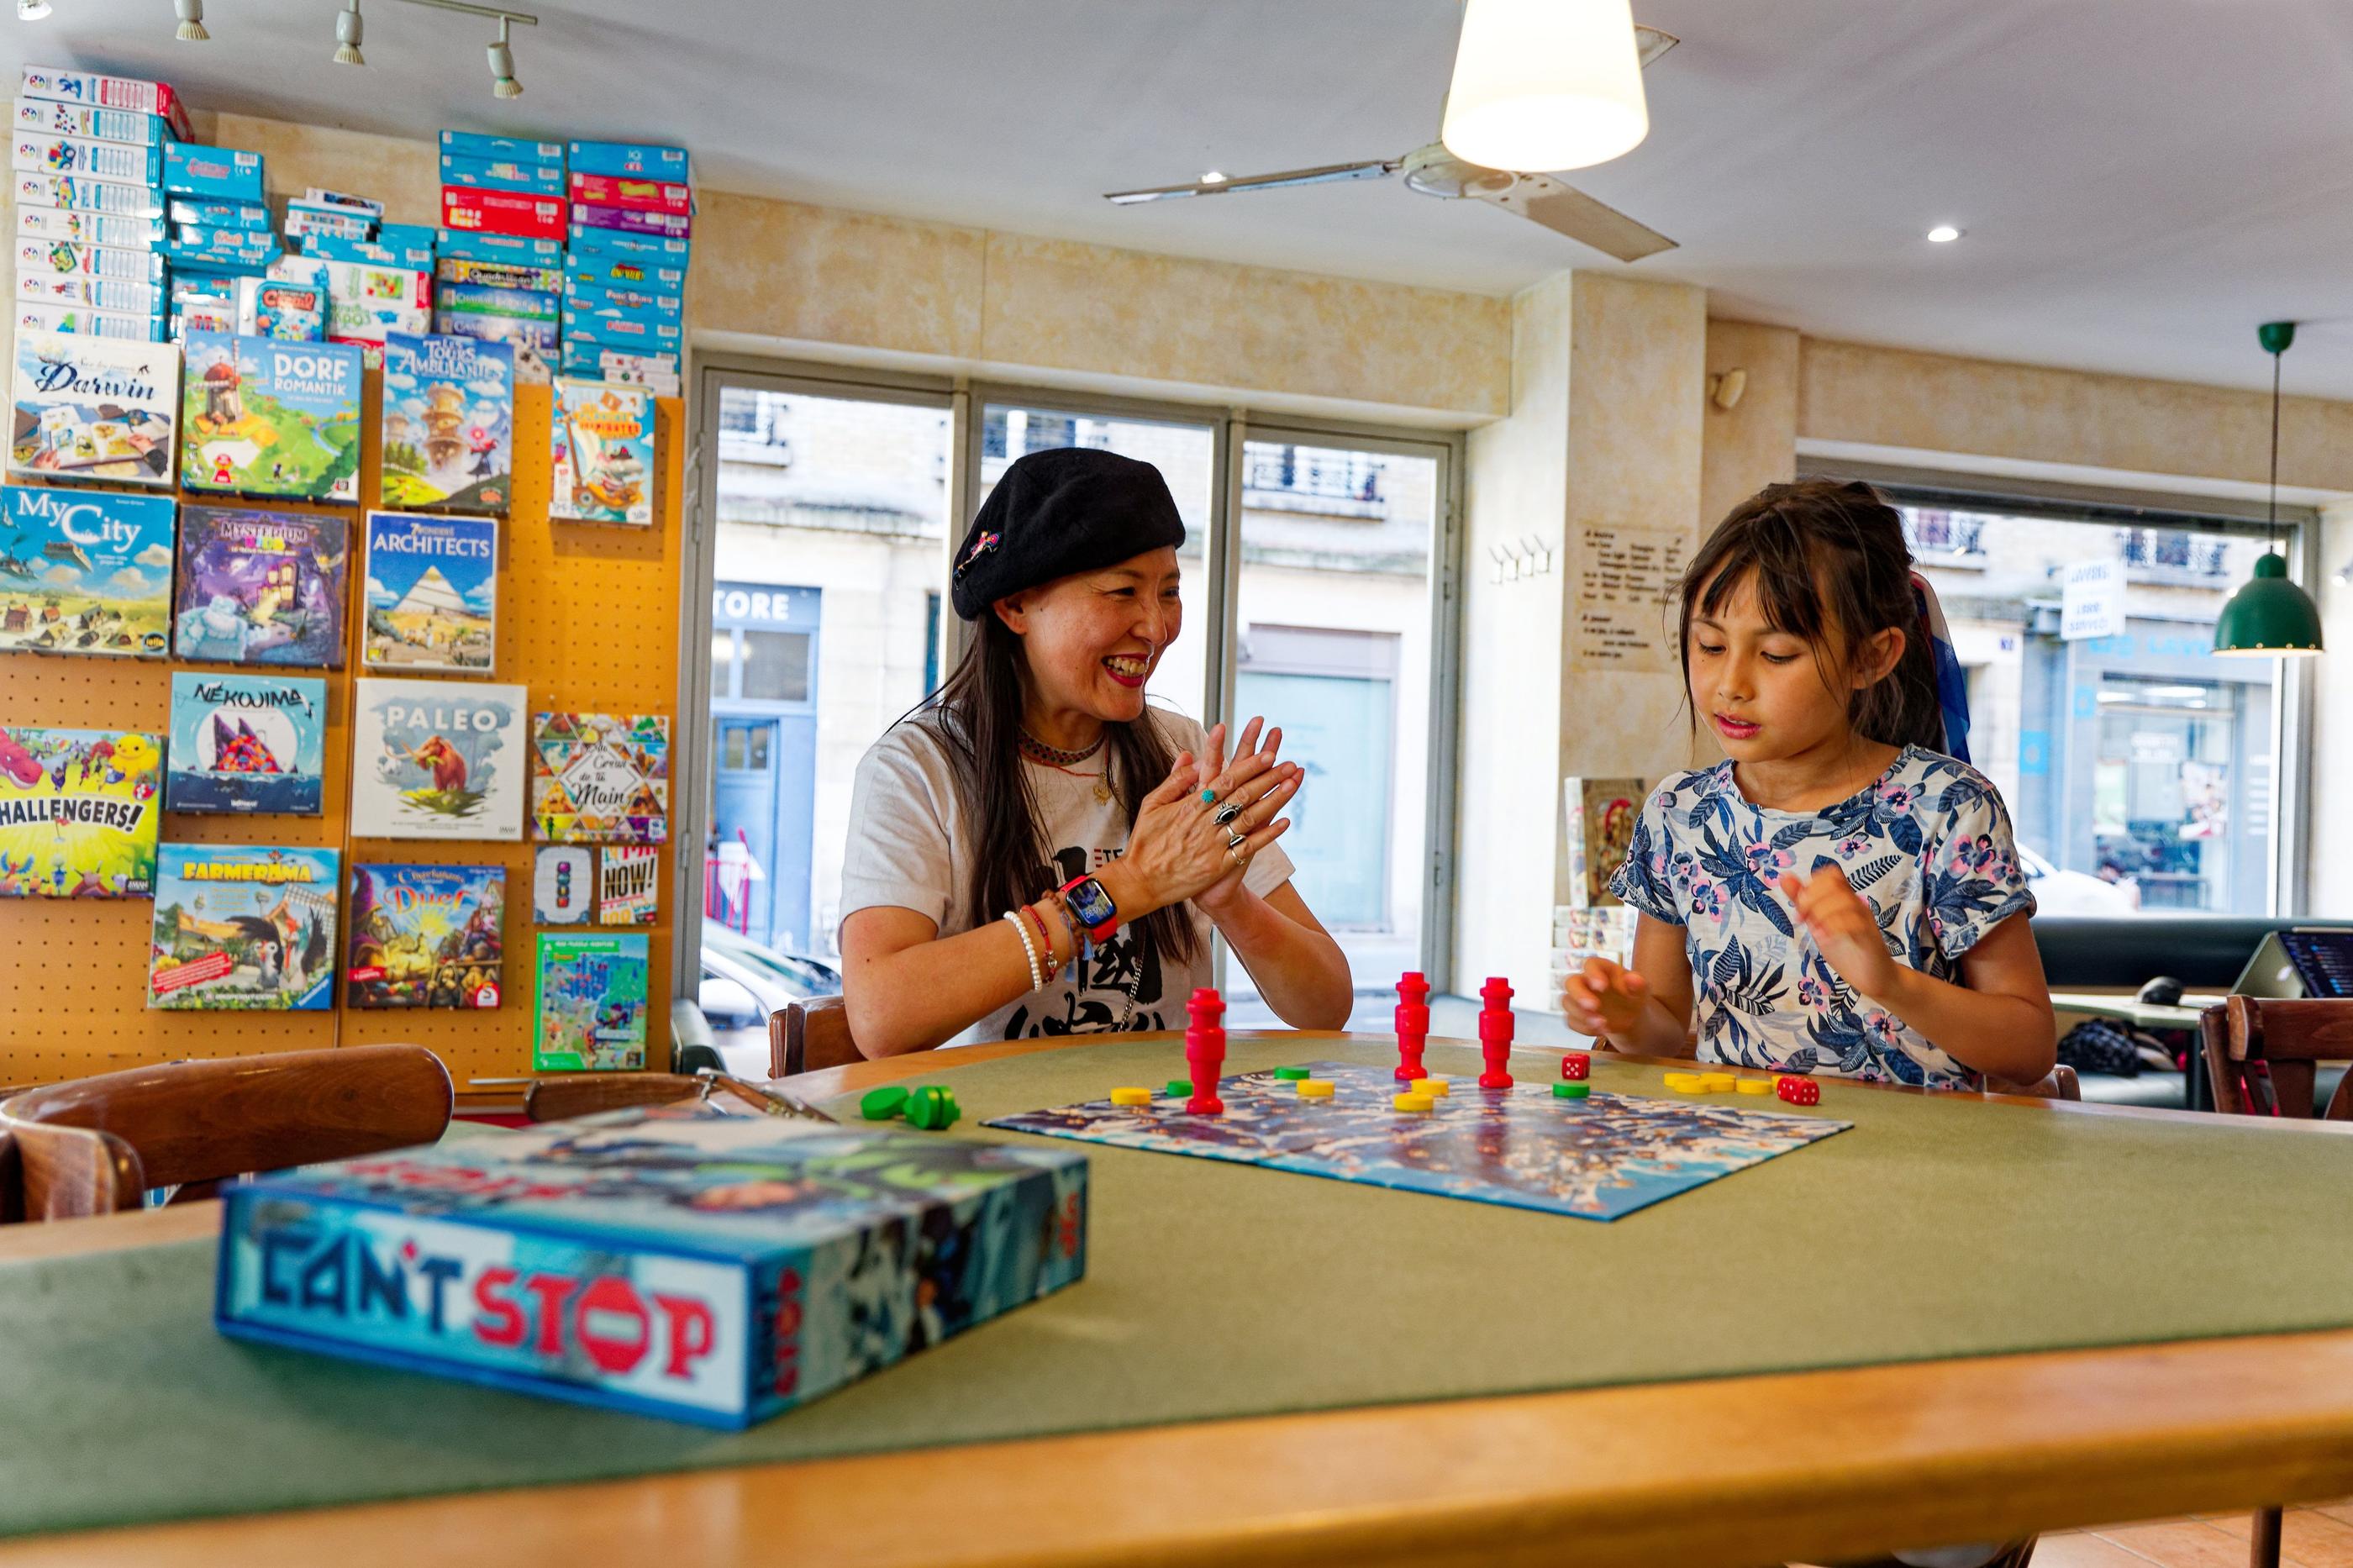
[
  {"left": 914, "top": 612, "right": 1201, "bottom": 968},
  {"left": 1678, "top": 478, "right": 1947, "bottom": 753}
]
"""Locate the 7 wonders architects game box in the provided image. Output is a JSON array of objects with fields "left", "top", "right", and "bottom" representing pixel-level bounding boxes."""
[{"left": 214, "top": 1102, "right": 1091, "bottom": 1429}]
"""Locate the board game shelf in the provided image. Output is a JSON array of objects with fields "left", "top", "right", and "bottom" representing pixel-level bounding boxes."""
[{"left": 0, "top": 378, "right": 684, "bottom": 1094}]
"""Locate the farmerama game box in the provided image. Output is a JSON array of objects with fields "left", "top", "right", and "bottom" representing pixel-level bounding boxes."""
[{"left": 214, "top": 1102, "right": 1090, "bottom": 1429}]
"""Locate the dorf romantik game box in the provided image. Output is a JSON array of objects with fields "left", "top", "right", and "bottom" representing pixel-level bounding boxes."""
[{"left": 213, "top": 1101, "right": 1092, "bottom": 1429}]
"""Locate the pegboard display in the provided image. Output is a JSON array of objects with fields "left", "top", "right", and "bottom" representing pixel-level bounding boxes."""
[{"left": 0, "top": 378, "right": 685, "bottom": 1097}]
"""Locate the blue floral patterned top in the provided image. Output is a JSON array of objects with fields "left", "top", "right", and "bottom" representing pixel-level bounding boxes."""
[{"left": 1608, "top": 746, "right": 2035, "bottom": 1088}]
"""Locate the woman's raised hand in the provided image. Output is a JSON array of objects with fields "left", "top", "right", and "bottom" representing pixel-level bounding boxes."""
[{"left": 1111, "top": 718, "right": 1300, "bottom": 918}]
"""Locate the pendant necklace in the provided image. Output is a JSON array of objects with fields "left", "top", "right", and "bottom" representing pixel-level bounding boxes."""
[{"left": 1018, "top": 729, "right": 1113, "bottom": 802}]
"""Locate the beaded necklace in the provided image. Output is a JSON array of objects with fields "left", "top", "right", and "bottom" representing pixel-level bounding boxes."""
[{"left": 1018, "top": 729, "right": 1113, "bottom": 802}]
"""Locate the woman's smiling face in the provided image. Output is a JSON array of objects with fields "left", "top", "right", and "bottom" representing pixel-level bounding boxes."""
[{"left": 998, "top": 546, "right": 1182, "bottom": 725}]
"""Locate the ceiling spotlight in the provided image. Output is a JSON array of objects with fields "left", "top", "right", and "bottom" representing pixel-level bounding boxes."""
[
  {"left": 174, "top": 0, "right": 208, "bottom": 39},
  {"left": 1199, "top": 171, "right": 1227, "bottom": 186},
  {"left": 15, "top": 0, "right": 51, "bottom": 19},
  {"left": 488, "top": 14, "right": 520, "bottom": 97},
  {"left": 1927, "top": 224, "right": 1962, "bottom": 244},
  {"left": 333, "top": 0, "right": 363, "bottom": 64}
]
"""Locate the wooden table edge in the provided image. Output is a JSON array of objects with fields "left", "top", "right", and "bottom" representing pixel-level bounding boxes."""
[{"left": 6, "top": 1030, "right": 2347, "bottom": 1566}]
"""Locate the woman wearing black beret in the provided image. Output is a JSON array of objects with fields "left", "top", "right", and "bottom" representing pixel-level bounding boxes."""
[{"left": 838, "top": 447, "right": 1355, "bottom": 1053}]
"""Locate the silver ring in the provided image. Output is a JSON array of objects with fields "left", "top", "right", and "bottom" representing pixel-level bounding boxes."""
[
  {"left": 1225, "top": 827, "right": 1247, "bottom": 850},
  {"left": 1228, "top": 845, "right": 1250, "bottom": 868},
  {"left": 1214, "top": 802, "right": 1243, "bottom": 826}
]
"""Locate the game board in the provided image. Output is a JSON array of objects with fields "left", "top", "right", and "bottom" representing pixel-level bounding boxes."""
[{"left": 987, "top": 1060, "right": 1849, "bottom": 1221}]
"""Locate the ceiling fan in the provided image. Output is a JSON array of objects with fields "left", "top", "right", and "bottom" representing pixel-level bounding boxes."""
[{"left": 1103, "top": 26, "right": 1678, "bottom": 264}]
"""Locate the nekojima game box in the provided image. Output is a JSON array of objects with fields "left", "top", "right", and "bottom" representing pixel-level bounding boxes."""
[{"left": 214, "top": 1102, "right": 1090, "bottom": 1429}]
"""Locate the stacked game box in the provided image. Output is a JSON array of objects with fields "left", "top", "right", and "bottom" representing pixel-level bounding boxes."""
[
  {"left": 434, "top": 134, "right": 566, "bottom": 379},
  {"left": 287, "top": 190, "right": 434, "bottom": 359},
  {"left": 213, "top": 1102, "right": 1091, "bottom": 1429},
  {"left": 1552, "top": 775, "right": 1645, "bottom": 976},
  {"left": 563, "top": 139, "right": 689, "bottom": 397},
  {"left": 13, "top": 66, "right": 187, "bottom": 342}
]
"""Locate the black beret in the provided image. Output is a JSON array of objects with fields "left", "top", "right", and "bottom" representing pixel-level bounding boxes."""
[{"left": 950, "top": 447, "right": 1187, "bottom": 620}]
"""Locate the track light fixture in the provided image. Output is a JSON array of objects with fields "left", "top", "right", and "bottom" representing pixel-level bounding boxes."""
[
  {"left": 488, "top": 15, "right": 519, "bottom": 97},
  {"left": 15, "top": 0, "right": 52, "bottom": 19},
  {"left": 174, "top": 0, "right": 209, "bottom": 40},
  {"left": 391, "top": 0, "right": 537, "bottom": 98},
  {"left": 333, "top": 0, "right": 363, "bottom": 65}
]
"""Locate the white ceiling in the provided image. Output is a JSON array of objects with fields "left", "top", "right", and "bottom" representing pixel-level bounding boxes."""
[{"left": 12, "top": 1, "right": 2353, "bottom": 396}]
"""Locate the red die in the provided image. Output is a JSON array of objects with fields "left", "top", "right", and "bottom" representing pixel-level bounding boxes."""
[
  {"left": 1775, "top": 1075, "right": 1820, "bottom": 1107},
  {"left": 1561, "top": 1052, "right": 1590, "bottom": 1082}
]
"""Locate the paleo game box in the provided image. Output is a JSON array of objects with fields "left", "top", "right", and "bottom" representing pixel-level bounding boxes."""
[{"left": 213, "top": 1102, "right": 1091, "bottom": 1429}]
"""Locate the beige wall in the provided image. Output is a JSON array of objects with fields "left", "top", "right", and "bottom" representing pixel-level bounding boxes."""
[{"left": 1701, "top": 320, "right": 1799, "bottom": 529}]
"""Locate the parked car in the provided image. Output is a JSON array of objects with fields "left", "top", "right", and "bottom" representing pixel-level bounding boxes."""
[
  {"left": 2019, "top": 843, "right": 2141, "bottom": 917},
  {"left": 697, "top": 925, "right": 842, "bottom": 1077}
]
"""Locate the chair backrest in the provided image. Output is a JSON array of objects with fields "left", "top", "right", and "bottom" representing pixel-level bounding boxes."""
[
  {"left": 769, "top": 994, "right": 864, "bottom": 1077},
  {"left": 2205, "top": 997, "right": 2353, "bottom": 1120},
  {"left": 524, "top": 1072, "right": 703, "bottom": 1123},
  {"left": 0, "top": 1044, "right": 453, "bottom": 1223}
]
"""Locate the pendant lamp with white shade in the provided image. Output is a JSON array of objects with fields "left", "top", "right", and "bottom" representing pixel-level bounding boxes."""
[
  {"left": 2213, "top": 321, "right": 2324, "bottom": 657},
  {"left": 1440, "top": 0, "right": 1651, "bottom": 174}
]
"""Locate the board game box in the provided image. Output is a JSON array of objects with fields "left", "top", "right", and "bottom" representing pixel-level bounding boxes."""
[
  {"left": 9, "top": 329, "right": 178, "bottom": 487},
  {"left": 345, "top": 861, "right": 505, "bottom": 1009},
  {"left": 350, "top": 677, "right": 526, "bottom": 841},
  {"left": 550, "top": 378, "right": 652, "bottom": 525},
  {"left": 13, "top": 97, "right": 167, "bottom": 146},
  {"left": 0, "top": 484, "right": 176, "bottom": 656},
  {"left": 529, "top": 713, "right": 669, "bottom": 844},
  {"left": 17, "top": 204, "right": 165, "bottom": 249},
  {"left": 13, "top": 301, "right": 162, "bottom": 343},
  {"left": 0, "top": 723, "right": 161, "bottom": 897},
  {"left": 165, "top": 671, "right": 326, "bottom": 816},
  {"left": 16, "top": 268, "right": 164, "bottom": 316},
  {"left": 361, "top": 512, "right": 496, "bottom": 672},
  {"left": 597, "top": 845, "right": 658, "bottom": 924},
  {"left": 533, "top": 931, "right": 648, "bottom": 1071},
  {"left": 380, "top": 333, "right": 513, "bottom": 513},
  {"left": 989, "top": 1060, "right": 1850, "bottom": 1223},
  {"left": 322, "top": 260, "right": 432, "bottom": 352},
  {"left": 566, "top": 140, "right": 689, "bottom": 182},
  {"left": 181, "top": 333, "right": 365, "bottom": 503},
  {"left": 11, "top": 129, "right": 161, "bottom": 186},
  {"left": 18, "top": 67, "right": 194, "bottom": 141},
  {"left": 148, "top": 843, "right": 340, "bottom": 1010},
  {"left": 172, "top": 505, "right": 350, "bottom": 667},
  {"left": 214, "top": 1101, "right": 1089, "bottom": 1429},
  {"left": 16, "top": 238, "right": 166, "bottom": 283},
  {"left": 533, "top": 845, "right": 593, "bottom": 923},
  {"left": 14, "top": 171, "right": 165, "bottom": 218}
]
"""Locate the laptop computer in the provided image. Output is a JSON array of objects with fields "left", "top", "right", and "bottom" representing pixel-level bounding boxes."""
[{"left": 2231, "top": 927, "right": 2353, "bottom": 1000}]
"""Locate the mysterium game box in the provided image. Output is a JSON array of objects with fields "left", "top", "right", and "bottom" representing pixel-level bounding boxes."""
[{"left": 214, "top": 1102, "right": 1090, "bottom": 1429}]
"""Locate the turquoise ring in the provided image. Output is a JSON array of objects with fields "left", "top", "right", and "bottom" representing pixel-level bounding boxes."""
[{"left": 1200, "top": 787, "right": 1218, "bottom": 806}]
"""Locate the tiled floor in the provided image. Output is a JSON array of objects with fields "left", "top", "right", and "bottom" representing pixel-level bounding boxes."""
[{"left": 2040, "top": 1502, "right": 2353, "bottom": 1568}]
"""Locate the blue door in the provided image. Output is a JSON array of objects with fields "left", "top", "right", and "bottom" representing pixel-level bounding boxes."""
[{"left": 712, "top": 718, "right": 778, "bottom": 941}]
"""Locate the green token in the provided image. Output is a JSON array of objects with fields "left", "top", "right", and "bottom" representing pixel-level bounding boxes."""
[
  {"left": 1553, "top": 1081, "right": 1590, "bottom": 1100},
  {"left": 1166, "top": 1079, "right": 1192, "bottom": 1097},
  {"left": 905, "top": 1085, "right": 962, "bottom": 1131},
  {"left": 1272, "top": 1066, "right": 1311, "bottom": 1081},
  {"left": 860, "top": 1085, "right": 910, "bottom": 1121}
]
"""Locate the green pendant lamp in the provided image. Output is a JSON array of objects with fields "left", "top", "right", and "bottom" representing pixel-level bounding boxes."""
[{"left": 2214, "top": 319, "right": 2324, "bottom": 656}]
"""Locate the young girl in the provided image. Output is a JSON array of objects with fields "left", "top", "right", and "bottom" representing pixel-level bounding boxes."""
[{"left": 1561, "top": 479, "right": 2056, "bottom": 1090}]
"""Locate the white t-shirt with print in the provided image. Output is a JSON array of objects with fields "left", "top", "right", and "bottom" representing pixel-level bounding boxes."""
[{"left": 840, "top": 708, "right": 1295, "bottom": 1046}]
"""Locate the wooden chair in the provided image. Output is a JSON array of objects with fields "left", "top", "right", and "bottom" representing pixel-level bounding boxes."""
[
  {"left": 2201, "top": 997, "right": 2353, "bottom": 1120},
  {"left": 0, "top": 1044, "right": 452, "bottom": 1223},
  {"left": 769, "top": 994, "right": 863, "bottom": 1077},
  {"left": 524, "top": 1072, "right": 703, "bottom": 1123}
]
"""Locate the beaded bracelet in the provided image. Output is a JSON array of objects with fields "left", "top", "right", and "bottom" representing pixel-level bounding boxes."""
[
  {"left": 1022, "top": 903, "right": 1055, "bottom": 966},
  {"left": 1002, "top": 909, "right": 1042, "bottom": 991}
]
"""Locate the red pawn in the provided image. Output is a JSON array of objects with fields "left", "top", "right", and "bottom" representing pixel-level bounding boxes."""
[
  {"left": 1393, "top": 971, "right": 1432, "bottom": 1082},
  {"left": 1184, "top": 987, "right": 1227, "bottom": 1115},
  {"left": 1477, "top": 975, "right": 1515, "bottom": 1089}
]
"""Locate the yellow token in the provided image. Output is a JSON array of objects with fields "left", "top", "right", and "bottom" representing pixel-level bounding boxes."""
[
  {"left": 1702, "top": 1072, "right": 1738, "bottom": 1092},
  {"left": 1298, "top": 1080, "right": 1335, "bottom": 1098},
  {"left": 1663, "top": 1072, "right": 1701, "bottom": 1090},
  {"left": 1109, "top": 1087, "right": 1153, "bottom": 1107},
  {"left": 1392, "top": 1092, "right": 1434, "bottom": 1113},
  {"left": 1412, "top": 1077, "right": 1451, "bottom": 1097},
  {"left": 1735, "top": 1078, "right": 1774, "bottom": 1095}
]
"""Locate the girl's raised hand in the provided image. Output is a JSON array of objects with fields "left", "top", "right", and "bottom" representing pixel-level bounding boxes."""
[
  {"left": 1775, "top": 866, "right": 1898, "bottom": 998},
  {"left": 1560, "top": 956, "right": 1650, "bottom": 1039}
]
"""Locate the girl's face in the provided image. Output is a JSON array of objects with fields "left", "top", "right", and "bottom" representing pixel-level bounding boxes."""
[
  {"left": 997, "top": 546, "right": 1183, "bottom": 724},
  {"left": 1687, "top": 568, "right": 1902, "bottom": 761}
]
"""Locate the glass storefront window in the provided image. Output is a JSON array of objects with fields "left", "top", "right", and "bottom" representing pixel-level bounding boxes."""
[{"left": 1897, "top": 501, "right": 2284, "bottom": 916}]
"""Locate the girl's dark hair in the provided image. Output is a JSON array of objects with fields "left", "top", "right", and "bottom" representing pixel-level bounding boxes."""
[
  {"left": 914, "top": 612, "right": 1200, "bottom": 969},
  {"left": 1678, "top": 477, "right": 1947, "bottom": 752}
]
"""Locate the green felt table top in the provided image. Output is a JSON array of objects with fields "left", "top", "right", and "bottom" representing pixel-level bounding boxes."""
[{"left": 7, "top": 1035, "right": 2353, "bottom": 1540}]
